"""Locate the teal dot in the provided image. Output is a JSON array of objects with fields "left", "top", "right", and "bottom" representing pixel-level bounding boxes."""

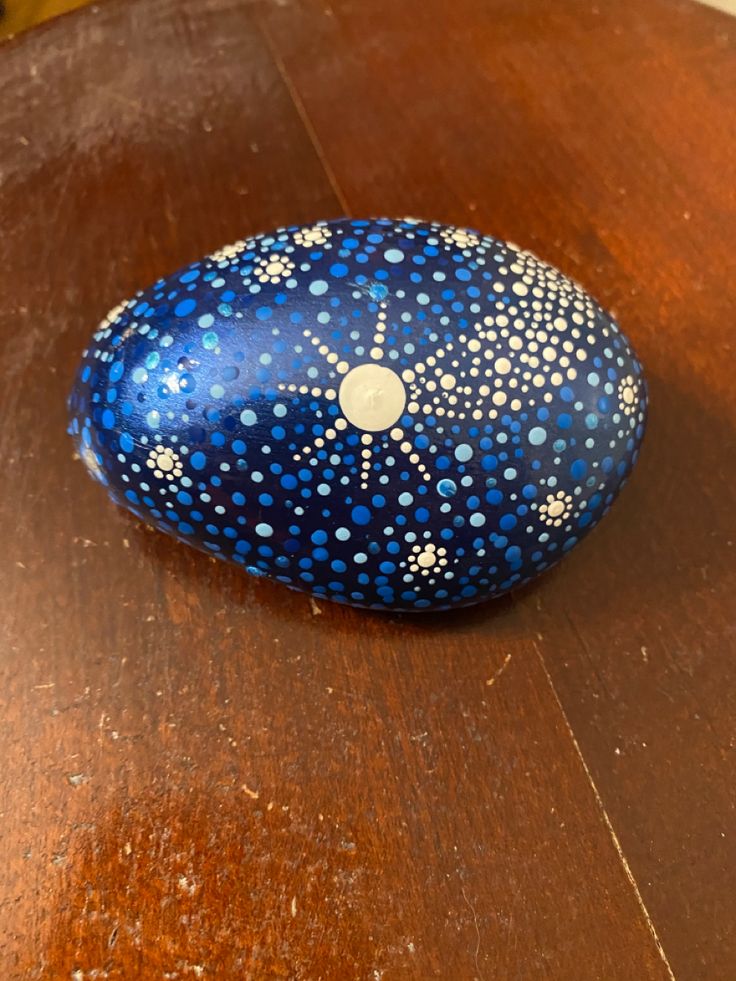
[
  {"left": 146, "top": 410, "right": 160, "bottom": 428},
  {"left": 132, "top": 367, "right": 148, "bottom": 384},
  {"left": 528, "top": 426, "right": 547, "bottom": 446},
  {"left": 202, "top": 331, "right": 218, "bottom": 350},
  {"left": 384, "top": 248, "right": 404, "bottom": 264},
  {"left": 240, "top": 409, "right": 257, "bottom": 426},
  {"left": 309, "top": 280, "right": 328, "bottom": 296},
  {"left": 585, "top": 413, "right": 598, "bottom": 429},
  {"left": 145, "top": 351, "right": 160, "bottom": 370}
]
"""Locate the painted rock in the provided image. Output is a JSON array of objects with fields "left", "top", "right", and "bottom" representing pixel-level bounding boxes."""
[{"left": 68, "top": 217, "right": 647, "bottom": 611}]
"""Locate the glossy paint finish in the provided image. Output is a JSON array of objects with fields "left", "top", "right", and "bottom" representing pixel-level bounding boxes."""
[{"left": 68, "top": 218, "right": 646, "bottom": 611}]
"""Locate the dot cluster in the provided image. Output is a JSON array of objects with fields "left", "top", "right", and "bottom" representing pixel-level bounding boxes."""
[{"left": 68, "top": 217, "right": 647, "bottom": 611}]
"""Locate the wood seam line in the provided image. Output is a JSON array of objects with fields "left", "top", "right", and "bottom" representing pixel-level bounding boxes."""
[
  {"left": 533, "top": 639, "right": 677, "bottom": 981},
  {"left": 253, "top": 11, "right": 352, "bottom": 217}
]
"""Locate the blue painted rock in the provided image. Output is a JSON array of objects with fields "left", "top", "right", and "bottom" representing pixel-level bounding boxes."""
[{"left": 68, "top": 217, "right": 647, "bottom": 611}]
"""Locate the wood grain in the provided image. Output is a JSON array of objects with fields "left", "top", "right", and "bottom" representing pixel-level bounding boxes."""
[{"left": 0, "top": 0, "right": 732, "bottom": 977}]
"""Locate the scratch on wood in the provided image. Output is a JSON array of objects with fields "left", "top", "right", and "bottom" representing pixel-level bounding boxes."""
[
  {"left": 461, "top": 886, "right": 483, "bottom": 980},
  {"left": 533, "top": 640, "right": 677, "bottom": 981},
  {"left": 486, "top": 652, "right": 512, "bottom": 688},
  {"left": 255, "top": 14, "right": 351, "bottom": 215},
  {"left": 310, "top": 597, "right": 322, "bottom": 616},
  {"left": 241, "top": 783, "right": 260, "bottom": 800}
]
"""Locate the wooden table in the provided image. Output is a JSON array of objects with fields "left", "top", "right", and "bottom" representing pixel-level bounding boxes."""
[{"left": 1, "top": 0, "right": 734, "bottom": 977}]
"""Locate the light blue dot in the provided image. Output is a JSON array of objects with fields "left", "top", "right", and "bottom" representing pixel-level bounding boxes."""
[
  {"left": 210, "top": 384, "right": 225, "bottom": 398},
  {"left": 145, "top": 351, "right": 160, "bottom": 370},
  {"left": 190, "top": 451, "right": 206, "bottom": 470},
  {"left": 240, "top": 409, "right": 257, "bottom": 426},
  {"left": 528, "top": 426, "right": 547, "bottom": 446},
  {"left": 384, "top": 248, "right": 404, "bottom": 264},
  {"left": 255, "top": 523, "right": 273, "bottom": 538},
  {"left": 354, "top": 552, "right": 368, "bottom": 564},
  {"left": 585, "top": 413, "right": 598, "bottom": 430},
  {"left": 198, "top": 313, "right": 214, "bottom": 329},
  {"left": 146, "top": 410, "right": 160, "bottom": 429},
  {"left": 470, "top": 513, "right": 486, "bottom": 527},
  {"left": 455, "top": 443, "right": 473, "bottom": 462},
  {"left": 175, "top": 298, "right": 196, "bottom": 317},
  {"left": 335, "top": 527, "right": 351, "bottom": 541},
  {"left": 202, "top": 331, "right": 218, "bottom": 350},
  {"left": 309, "top": 280, "right": 328, "bottom": 296},
  {"left": 438, "top": 478, "right": 457, "bottom": 497},
  {"left": 119, "top": 432, "right": 134, "bottom": 453},
  {"left": 132, "top": 367, "right": 148, "bottom": 384},
  {"left": 273, "top": 403, "right": 287, "bottom": 417},
  {"left": 398, "top": 492, "right": 413, "bottom": 506}
]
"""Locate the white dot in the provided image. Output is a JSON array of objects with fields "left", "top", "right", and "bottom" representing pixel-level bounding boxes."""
[{"left": 338, "top": 364, "right": 406, "bottom": 432}]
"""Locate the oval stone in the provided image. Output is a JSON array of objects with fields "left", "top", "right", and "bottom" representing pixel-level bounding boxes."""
[{"left": 68, "top": 217, "right": 647, "bottom": 611}]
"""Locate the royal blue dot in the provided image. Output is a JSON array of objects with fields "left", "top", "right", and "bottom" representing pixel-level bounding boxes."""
[{"left": 351, "top": 505, "right": 371, "bottom": 526}]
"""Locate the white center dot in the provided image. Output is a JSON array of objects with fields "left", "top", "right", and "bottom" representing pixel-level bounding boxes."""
[{"left": 338, "top": 363, "right": 407, "bottom": 432}]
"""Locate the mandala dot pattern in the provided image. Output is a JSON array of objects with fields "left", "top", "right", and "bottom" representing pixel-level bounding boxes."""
[{"left": 68, "top": 217, "right": 647, "bottom": 611}]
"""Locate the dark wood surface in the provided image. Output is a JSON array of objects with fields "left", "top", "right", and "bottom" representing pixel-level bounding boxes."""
[{"left": 1, "top": 0, "right": 734, "bottom": 977}]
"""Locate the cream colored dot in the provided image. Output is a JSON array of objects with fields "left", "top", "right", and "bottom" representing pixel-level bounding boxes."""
[
  {"left": 547, "top": 499, "right": 566, "bottom": 518},
  {"left": 338, "top": 364, "right": 406, "bottom": 431},
  {"left": 440, "top": 374, "right": 457, "bottom": 390},
  {"left": 622, "top": 385, "right": 635, "bottom": 404},
  {"left": 495, "top": 357, "right": 512, "bottom": 374},
  {"left": 417, "top": 550, "right": 435, "bottom": 569},
  {"left": 512, "top": 282, "right": 529, "bottom": 297}
]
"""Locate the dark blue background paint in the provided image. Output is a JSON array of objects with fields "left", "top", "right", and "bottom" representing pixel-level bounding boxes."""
[{"left": 68, "top": 218, "right": 647, "bottom": 611}]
